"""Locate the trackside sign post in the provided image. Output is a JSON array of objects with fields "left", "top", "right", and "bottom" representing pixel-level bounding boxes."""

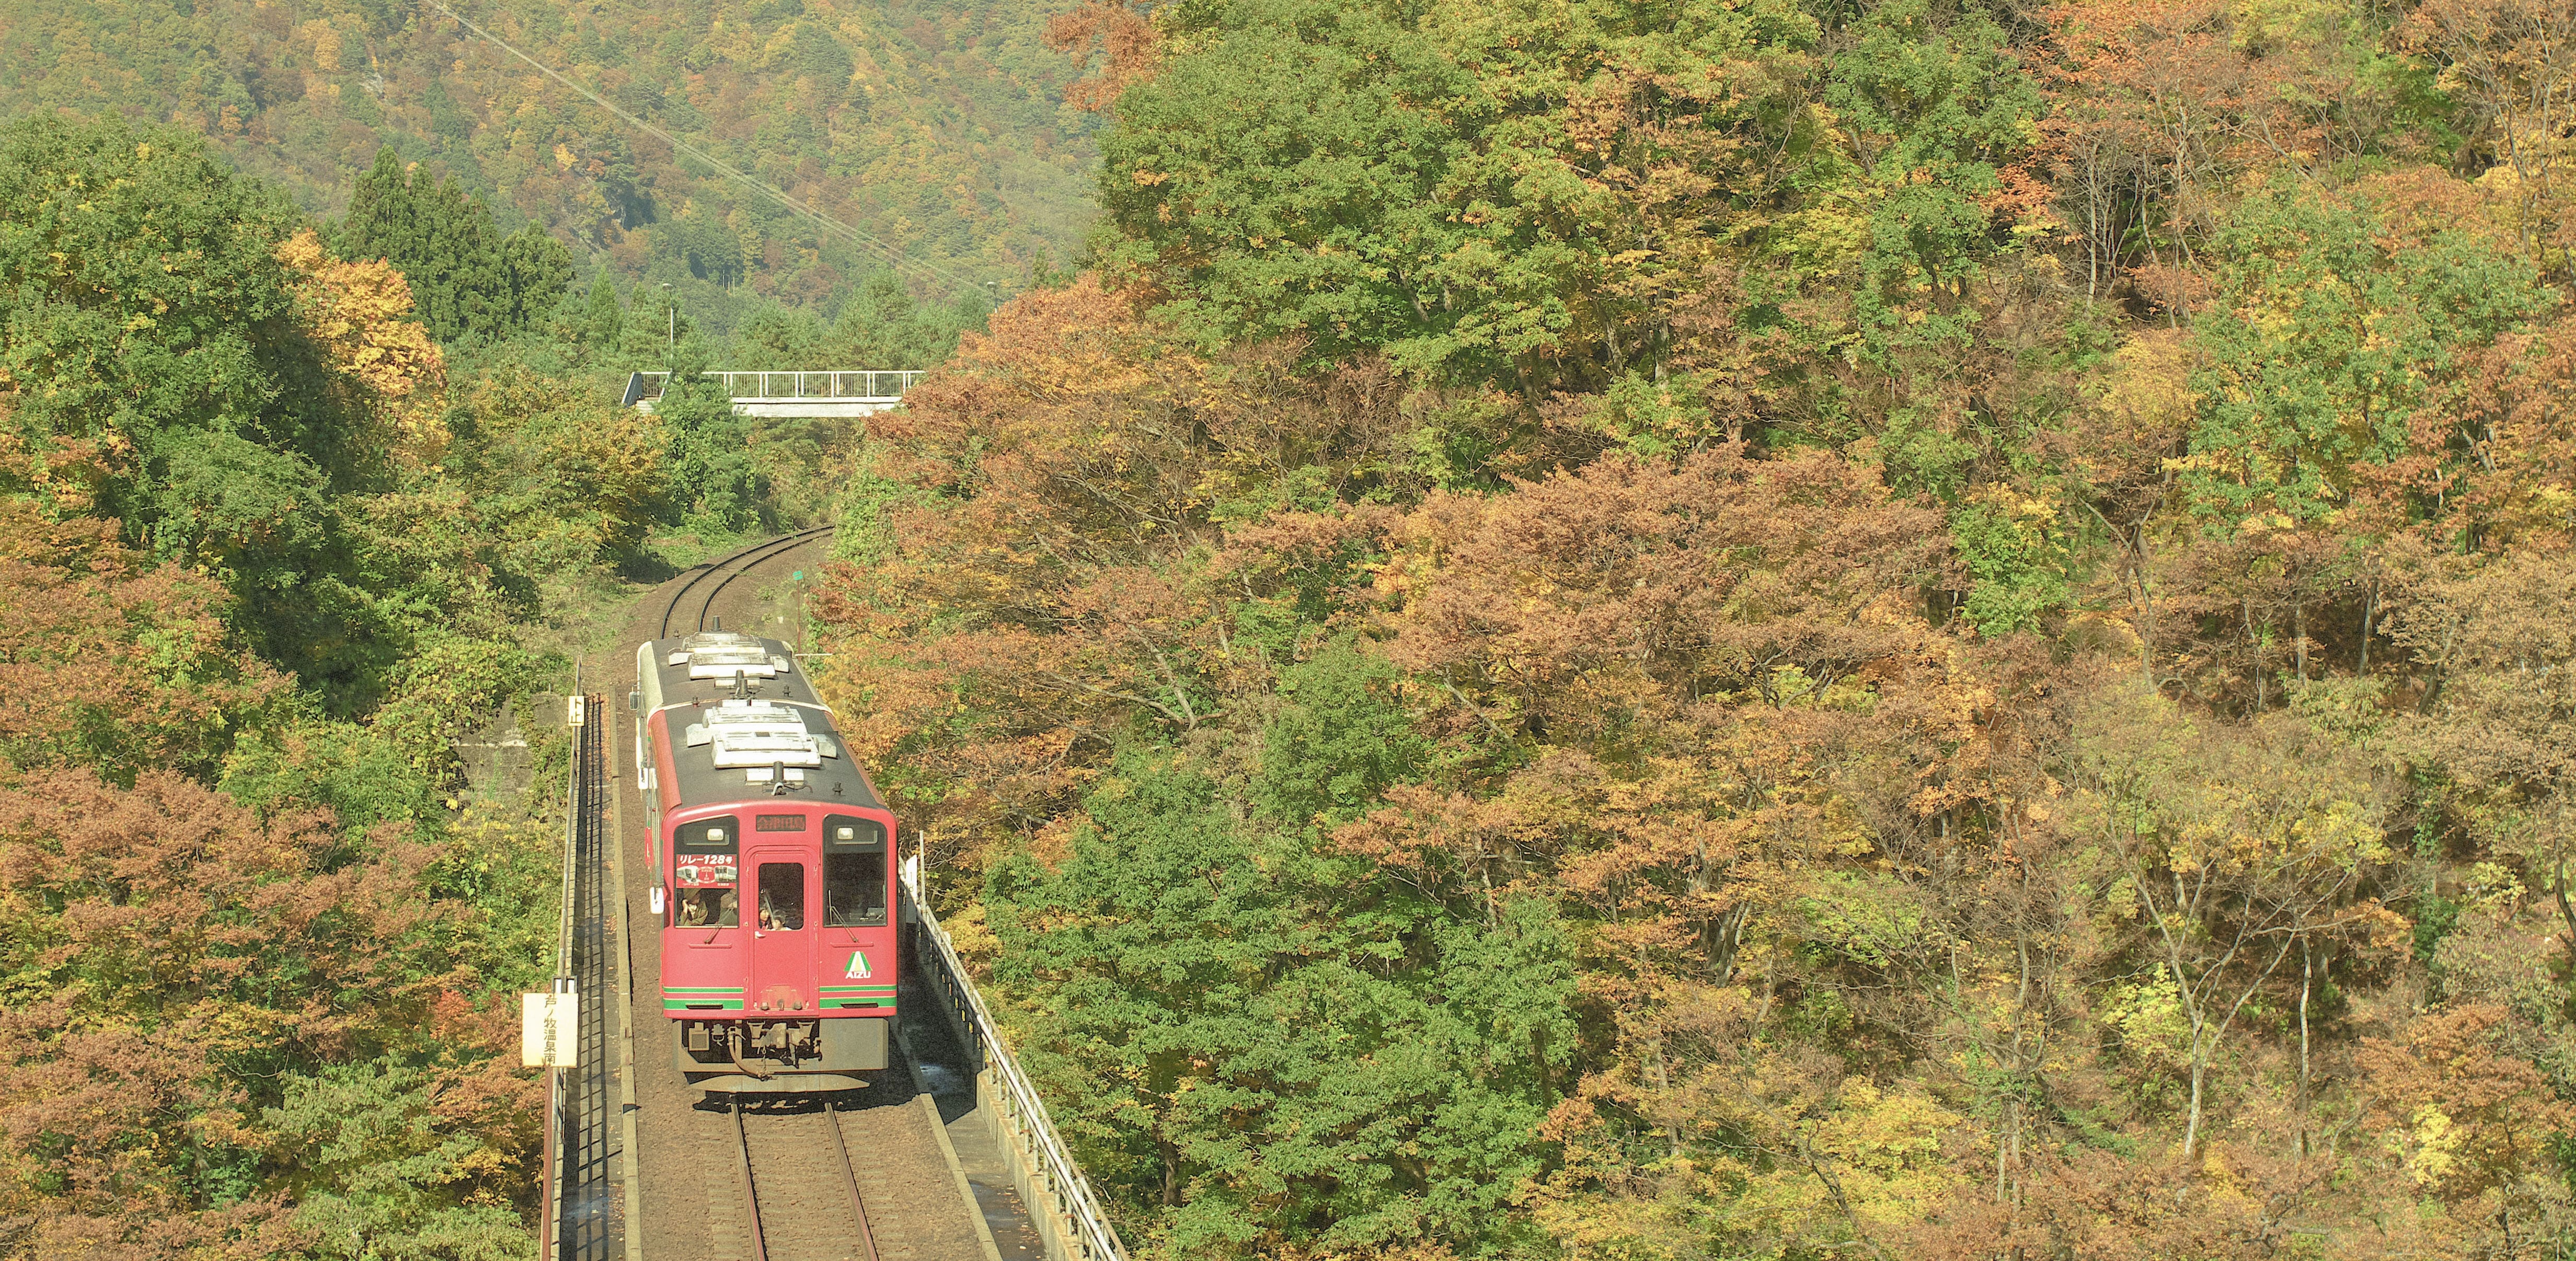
[{"left": 522, "top": 991, "right": 578, "bottom": 1068}]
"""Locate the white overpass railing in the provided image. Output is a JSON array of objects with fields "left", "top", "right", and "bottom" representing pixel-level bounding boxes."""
[
  {"left": 902, "top": 853, "right": 1128, "bottom": 1261},
  {"left": 621, "top": 370, "right": 923, "bottom": 408}
]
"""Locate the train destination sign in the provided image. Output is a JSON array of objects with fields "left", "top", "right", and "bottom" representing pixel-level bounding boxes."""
[{"left": 675, "top": 853, "right": 737, "bottom": 887}]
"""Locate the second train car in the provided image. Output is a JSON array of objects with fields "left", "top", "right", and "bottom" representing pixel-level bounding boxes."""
[{"left": 635, "top": 628, "right": 898, "bottom": 1092}]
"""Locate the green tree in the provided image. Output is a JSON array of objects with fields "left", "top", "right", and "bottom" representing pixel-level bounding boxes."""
[
  {"left": 0, "top": 114, "right": 400, "bottom": 682},
  {"left": 1094, "top": 0, "right": 1837, "bottom": 406},
  {"left": 338, "top": 149, "right": 572, "bottom": 344},
  {"left": 264, "top": 1058, "right": 532, "bottom": 1261},
  {"left": 582, "top": 273, "right": 624, "bottom": 346},
  {"left": 1095, "top": 0, "right": 1479, "bottom": 367},
  {"left": 499, "top": 223, "right": 576, "bottom": 334},
  {"left": 825, "top": 273, "right": 972, "bottom": 368},
  {"left": 1256, "top": 638, "right": 1430, "bottom": 828},
  {"left": 985, "top": 755, "right": 1572, "bottom": 1258},
  {"left": 653, "top": 351, "right": 765, "bottom": 531},
  {"left": 2182, "top": 183, "right": 2556, "bottom": 530}
]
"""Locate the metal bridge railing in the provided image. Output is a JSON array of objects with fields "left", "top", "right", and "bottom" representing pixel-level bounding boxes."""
[
  {"left": 542, "top": 682, "right": 614, "bottom": 1261},
  {"left": 902, "top": 855, "right": 1128, "bottom": 1261},
  {"left": 624, "top": 369, "right": 923, "bottom": 405}
]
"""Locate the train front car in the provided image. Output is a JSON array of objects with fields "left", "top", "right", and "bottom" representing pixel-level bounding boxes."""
[{"left": 635, "top": 630, "right": 898, "bottom": 1093}]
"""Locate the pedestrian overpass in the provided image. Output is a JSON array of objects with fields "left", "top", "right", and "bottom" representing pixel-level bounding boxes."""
[{"left": 622, "top": 369, "right": 924, "bottom": 418}]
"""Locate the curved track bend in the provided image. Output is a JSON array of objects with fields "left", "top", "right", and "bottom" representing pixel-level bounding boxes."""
[{"left": 660, "top": 525, "right": 838, "bottom": 639}]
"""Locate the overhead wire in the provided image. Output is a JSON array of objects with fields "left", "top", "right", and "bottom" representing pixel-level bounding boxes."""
[{"left": 420, "top": 0, "right": 992, "bottom": 296}]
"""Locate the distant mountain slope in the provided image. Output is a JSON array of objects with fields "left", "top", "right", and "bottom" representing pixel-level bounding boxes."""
[{"left": 0, "top": 0, "right": 1095, "bottom": 321}]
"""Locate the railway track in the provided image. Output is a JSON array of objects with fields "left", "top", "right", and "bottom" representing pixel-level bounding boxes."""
[
  {"left": 661, "top": 525, "right": 838, "bottom": 638},
  {"left": 720, "top": 1095, "right": 881, "bottom": 1261}
]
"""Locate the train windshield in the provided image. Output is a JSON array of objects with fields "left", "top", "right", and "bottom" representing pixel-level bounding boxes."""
[
  {"left": 825, "top": 852, "right": 887, "bottom": 927},
  {"left": 757, "top": 863, "right": 805, "bottom": 931},
  {"left": 673, "top": 817, "right": 740, "bottom": 928},
  {"left": 676, "top": 887, "right": 738, "bottom": 928}
]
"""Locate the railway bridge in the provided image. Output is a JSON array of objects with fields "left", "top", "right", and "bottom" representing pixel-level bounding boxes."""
[
  {"left": 621, "top": 370, "right": 925, "bottom": 419},
  {"left": 536, "top": 528, "right": 1123, "bottom": 1261}
]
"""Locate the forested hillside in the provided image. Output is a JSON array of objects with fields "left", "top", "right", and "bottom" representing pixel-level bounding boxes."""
[
  {"left": 0, "top": 106, "right": 905, "bottom": 1258},
  {"left": 0, "top": 0, "right": 1094, "bottom": 330},
  {"left": 810, "top": 0, "right": 2576, "bottom": 1257},
  {"left": 5, "top": 0, "right": 2575, "bottom": 1254}
]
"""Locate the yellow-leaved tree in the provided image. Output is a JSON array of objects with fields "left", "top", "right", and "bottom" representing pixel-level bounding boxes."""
[{"left": 275, "top": 228, "right": 447, "bottom": 464}]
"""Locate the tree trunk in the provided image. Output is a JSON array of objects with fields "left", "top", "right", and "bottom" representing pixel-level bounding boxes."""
[
  {"left": 2184, "top": 1025, "right": 2209, "bottom": 1160},
  {"left": 1706, "top": 903, "right": 1750, "bottom": 985},
  {"left": 2006, "top": 923, "right": 2033, "bottom": 1205},
  {"left": 1648, "top": 1038, "right": 1684, "bottom": 1158},
  {"left": 2554, "top": 855, "right": 2576, "bottom": 966},
  {"left": 1996, "top": 1109, "right": 2010, "bottom": 1204},
  {"left": 2294, "top": 604, "right": 2308, "bottom": 683},
  {"left": 2297, "top": 941, "right": 2313, "bottom": 1158},
  {"left": 2133, "top": 516, "right": 2157, "bottom": 684},
  {"left": 2246, "top": 597, "right": 2266, "bottom": 712}
]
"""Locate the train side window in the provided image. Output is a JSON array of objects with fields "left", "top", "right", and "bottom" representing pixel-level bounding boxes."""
[
  {"left": 757, "top": 864, "right": 805, "bottom": 931},
  {"left": 824, "top": 852, "right": 887, "bottom": 927}
]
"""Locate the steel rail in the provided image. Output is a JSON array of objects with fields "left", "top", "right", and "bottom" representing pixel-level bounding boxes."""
[
  {"left": 822, "top": 1101, "right": 882, "bottom": 1261},
  {"left": 723, "top": 1099, "right": 876, "bottom": 1261},
  {"left": 731, "top": 1100, "right": 770, "bottom": 1261},
  {"left": 566, "top": 691, "right": 614, "bottom": 1260},
  {"left": 656, "top": 525, "right": 837, "bottom": 639},
  {"left": 693, "top": 528, "right": 832, "bottom": 637},
  {"left": 657, "top": 526, "right": 830, "bottom": 638}
]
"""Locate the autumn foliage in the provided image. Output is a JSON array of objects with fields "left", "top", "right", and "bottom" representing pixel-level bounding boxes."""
[
  {"left": 0, "top": 496, "right": 284, "bottom": 782},
  {"left": 0, "top": 771, "right": 543, "bottom": 1261},
  {"left": 1, "top": 117, "right": 653, "bottom": 1259},
  {"left": 275, "top": 229, "right": 449, "bottom": 461},
  {"left": 810, "top": 0, "right": 2576, "bottom": 1250}
]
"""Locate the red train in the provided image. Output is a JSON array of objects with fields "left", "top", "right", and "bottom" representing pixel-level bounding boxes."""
[{"left": 634, "top": 629, "right": 897, "bottom": 1092}]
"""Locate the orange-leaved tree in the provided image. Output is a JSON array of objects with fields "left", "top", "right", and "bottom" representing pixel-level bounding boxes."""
[
  {"left": 0, "top": 465, "right": 283, "bottom": 782},
  {"left": 813, "top": 277, "right": 1414, "bottom": 867},
  {"left": 0, "top": 769, "right": 540, "bottom": 1258},
  {"left": 1354, "top": 446, "right": 2000, "bottom": 1257}
]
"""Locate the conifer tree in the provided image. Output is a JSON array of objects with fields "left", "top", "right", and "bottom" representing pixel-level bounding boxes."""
[
  {"left": 582, "top": 272, "right": 624, "bottom": 345},
  {"left": 500, "top": 222, "right": 575, "bottom": 332},
  {"left": 338, "top": 148, "right": 571, "bottom": 343}
]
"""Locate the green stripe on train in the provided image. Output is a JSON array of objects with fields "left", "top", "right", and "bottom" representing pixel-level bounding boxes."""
[
  {"left": 664, "top": 986, "right": 744, "bottom": 993},
  {"left": 663, "top": 998, "right": 745, "bottom": 1010}
]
